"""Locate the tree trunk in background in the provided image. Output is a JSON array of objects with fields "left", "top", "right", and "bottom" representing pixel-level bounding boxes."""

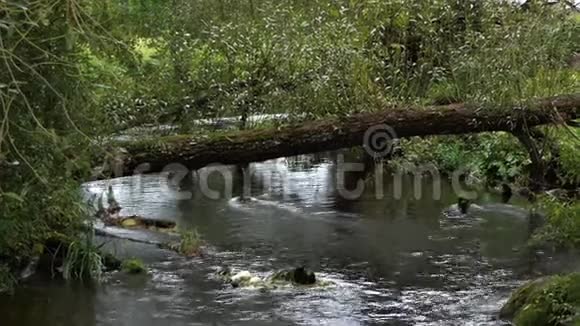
[{"left": 514, "top": 131, "right": 547, "bottom": 191}]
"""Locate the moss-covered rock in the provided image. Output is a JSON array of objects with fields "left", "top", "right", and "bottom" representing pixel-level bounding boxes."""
[
  {"left": 500, "top": 273, "right": 580, "bottom": 325},
  {"left": 121, "top": 259, "right": 147, "bottom": 274},
  {"left": 215, "top": 267, "right": 329, "bottom": 290},
  {"left": 500, "top": 277, "right": 550, "bottom": 320}
]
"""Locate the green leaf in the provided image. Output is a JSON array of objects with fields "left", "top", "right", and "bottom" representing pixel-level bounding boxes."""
[{"left": 2, "top": 192, "right": 24, "bottom": 203}]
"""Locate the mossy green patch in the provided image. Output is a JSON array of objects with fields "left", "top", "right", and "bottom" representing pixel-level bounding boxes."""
[
  {"left": 501, "top": 277, "right": 550, "bottom": 319},
  {"left": 121, "top": 259, "right": 147, "bottom": 274},
  {"left": 501, "top": 273, "right": 580, "bottom": 325}
]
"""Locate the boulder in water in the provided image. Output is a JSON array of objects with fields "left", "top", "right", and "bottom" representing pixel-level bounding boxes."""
[
  {"left": 444, "top": 198, "right": 484, "bottom": 217},
  {"left": 500, "top": 274, "right": 580, "bottom": 325},
  {"left": 230, "top": 270, "right": 252, "bottom": 287},
  {"left": 269, "top": 266, "right": 316, "bottom": 285},
  {"left": 217, "top": 266, "right": 232, "bottom": 278},
  {"left": 458, "top": 197, "right": 471, "bottom": 214},
  {"left": 218, "top": 266, "right": 317, "bottom": 289},
  {"left": 294, "top": 266, "right": 316, "bottom": 285},
  {"left": 501, "top": 183, "right": 513, "bottom": 203}
]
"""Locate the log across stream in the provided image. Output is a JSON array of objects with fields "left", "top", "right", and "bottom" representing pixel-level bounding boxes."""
[{"left": 98, "top": 94, "right": 579, "bottom": 178}]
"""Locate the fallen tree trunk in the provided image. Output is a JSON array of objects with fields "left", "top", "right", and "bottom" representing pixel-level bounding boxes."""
[{"left": 101, "top": 94, "right": 579, "bottom": 178}]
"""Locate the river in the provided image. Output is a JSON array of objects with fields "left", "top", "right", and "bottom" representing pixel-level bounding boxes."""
[{"left": 0, "top": 152, "right": 575, "bottom": 325}]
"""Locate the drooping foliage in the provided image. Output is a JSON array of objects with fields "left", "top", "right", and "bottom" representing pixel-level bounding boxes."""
[{"left": 0, "top": 0, "right": 99, "bottom": 280}]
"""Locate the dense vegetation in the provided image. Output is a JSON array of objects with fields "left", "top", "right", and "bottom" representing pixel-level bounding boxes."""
[{"left": 0, "top": 0, "right": 578, "bottom": 303}]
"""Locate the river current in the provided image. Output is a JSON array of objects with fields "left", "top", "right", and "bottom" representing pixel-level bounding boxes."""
[{"left": 2, "top": 152, "right": 576, "bottom": 325}]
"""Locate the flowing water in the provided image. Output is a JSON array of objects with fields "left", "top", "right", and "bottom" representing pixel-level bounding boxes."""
[{"left": 1, "top": 152, "right": 576, "bottom": 325}]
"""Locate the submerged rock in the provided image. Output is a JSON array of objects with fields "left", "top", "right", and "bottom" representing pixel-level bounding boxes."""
[
  {"left": 223, "top": 270, "right": 264, "bottom": 288},
  {"left": 217, "top": 266, "right": 232, "bottom": 278},
  {"left": 458, "top": 197, "right": 471, "bottom": 214},
  {"left": 500, "top": 273, "right": 580, "bottom": 325},
  {"left": 231, "top": 271, "right": 252, "bottom": 284},
  {"left": 443, "top": 200, "right": 483, "bottom": 218},
  {"left": 217, "top": 266, "right": 320, "bottom": 289},
  {"left": 268, "top": 266, "right": 316, "bottom": 285}
]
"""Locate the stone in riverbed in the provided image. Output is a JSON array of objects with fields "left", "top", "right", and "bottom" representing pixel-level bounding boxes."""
[
  {"left": 121, "top": 258, "right": 147, "bottom": 274},
  {"left": 121, "top": 218, "right": 139, "bottom": 227},
  {"left": 268, "top": 266, "right": 316, "bottom": 285},
  {"left": 500, "top": 273, "right": 580, "bottom": 325},
  {"left": 500, "top": 277, "right": 550, "bottom": 320},
  {"left": 217, "top": 266, "right": 318, "bottom": 289}
]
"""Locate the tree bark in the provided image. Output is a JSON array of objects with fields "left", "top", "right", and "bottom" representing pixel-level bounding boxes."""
[
  {"left": 513, "top": 131, "right": 546, "bottom": 190},
  {"left": 100, "top": 94, "right": 580, "bottom": 178}
]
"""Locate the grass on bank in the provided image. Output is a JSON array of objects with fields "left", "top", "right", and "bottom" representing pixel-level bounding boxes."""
[
  {"left": 179, "top": 229, "right": 203, "bottom": 257},
  {"left": 62, "top": 239, "right": 105, "bottom": 282}
]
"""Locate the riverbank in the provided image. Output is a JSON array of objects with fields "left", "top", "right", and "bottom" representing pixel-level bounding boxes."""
[{"left": 500, "top": 273, "right": 580, "bottom": 325}]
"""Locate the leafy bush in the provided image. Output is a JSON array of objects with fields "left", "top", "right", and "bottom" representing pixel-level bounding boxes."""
[
  {"left": 0, "top": 0, "right": 102, "bottom": 285},
  {"left": 0, "top": 132, "right": 92, "bottom": 275},
  {"left": 393, "top": 132, "right": 530, "bottom": 186},
  {"left": 474, "top": 133, "right": 531, "bottom": 184},
  {"left": 531, "top": 196, "right": 580, "bottom": 250},
  {"left": 555, "top": 126, "right": 580, "bottom": 186},
  {"left": 0, "top": 264, "right": 16, "bottom": 294}
]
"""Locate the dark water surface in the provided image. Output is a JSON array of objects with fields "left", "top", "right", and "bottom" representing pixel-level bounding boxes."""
[{"left": 0, "top": 153, "right": 570, "bottom": 325}]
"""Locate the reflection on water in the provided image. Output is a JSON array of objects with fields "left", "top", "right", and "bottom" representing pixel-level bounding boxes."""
[{"left": 0, "top": 152, "right": 563, "bottom": 325}]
